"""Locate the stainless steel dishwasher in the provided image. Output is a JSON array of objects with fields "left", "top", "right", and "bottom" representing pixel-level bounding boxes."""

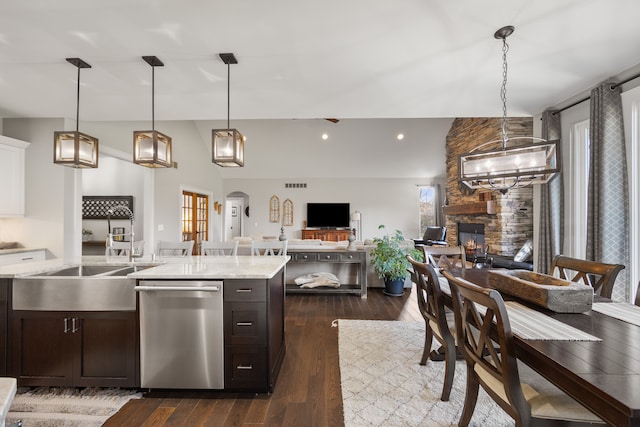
[{"left": 135, "top": 280, "right": 224, "bottom": 389}]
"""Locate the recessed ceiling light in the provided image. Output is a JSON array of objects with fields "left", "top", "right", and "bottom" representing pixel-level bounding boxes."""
[
  {"left": 322, "top": 133, "right": 329, "bottom": 140},
  {"left": 397, "top": 133, "right": 404, "bottom": 141}
]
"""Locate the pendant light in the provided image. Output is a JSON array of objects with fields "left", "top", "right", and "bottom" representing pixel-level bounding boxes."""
[
  {"left": 212, "top": 53, "right": 245, "bottom": 167},
  {"left": 133, "top": 56, "right": 173, "bottom": 168},
  {"left": 459, "top": 26, "right": 561, "bottom": 194},
  {"left": 53, "top": 58, "right": 99, "bottom": 168}
]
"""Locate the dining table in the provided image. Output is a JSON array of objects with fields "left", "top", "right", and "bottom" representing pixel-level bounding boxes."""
[{"left": 445, "top": 268, "right": 640, "bottom": 427}]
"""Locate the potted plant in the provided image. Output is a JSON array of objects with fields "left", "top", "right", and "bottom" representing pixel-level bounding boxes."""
[
  {"left": 82, "top": 228, "right": 93, "bottom": 242},
  {"left": 370, "top": 225, "right": 423, "bottom": 296}
]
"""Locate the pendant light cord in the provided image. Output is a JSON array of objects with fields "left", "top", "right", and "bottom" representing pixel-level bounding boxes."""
[
  {"left": 500, "top": 35, "right": 509, "bottom": 150},
  {"left": 151, "top": 64, "right": 155, "bottom": 132},
  {"left": 75, "top": 65, "right": 81, "bottom": 133},
  {"left": 227, "top": 62, "right": 230, "bottom": 130}
]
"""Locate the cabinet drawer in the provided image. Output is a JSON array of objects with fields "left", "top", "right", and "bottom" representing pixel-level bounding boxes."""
[
  {"left": 224, "top": 280, "right": 266, "bottom": 302},
  {"left": 224, "top": 302, "right": 266, "bottom": 345},
  {"left": 291, "top": 252, "right": 318, "bottom": 262},
  {"left": 340, "top": 252, "right": 364, "bottom": 261},
  {"left": 225, "top": 345, "right": 267, "bottom": 390},
  {"left": 317, "top": 252, "right": 339, "bottom": 262}
]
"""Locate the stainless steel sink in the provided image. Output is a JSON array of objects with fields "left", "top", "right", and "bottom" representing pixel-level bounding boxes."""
[
  {"left": 12, "top": 264, "right": 156, "bottom": 311},
  {"left": 40, "top": 265, "right": 125, "bottom": 276}
]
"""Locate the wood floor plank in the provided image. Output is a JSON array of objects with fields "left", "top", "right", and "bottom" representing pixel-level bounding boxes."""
[{"left": 104, "top": 288, "right": 421, "bottom": 426}]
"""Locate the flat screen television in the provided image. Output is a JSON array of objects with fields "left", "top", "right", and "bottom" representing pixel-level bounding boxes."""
[{"left": 306, "top": 203, "right": 350, "bottom": 229}]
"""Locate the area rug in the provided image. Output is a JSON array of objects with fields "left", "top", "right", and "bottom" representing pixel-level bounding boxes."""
[
  {"left": 6, "top": 387, "right": 142, "bottom": 427},
  {"left": 337, "top": 319, "right": 513, "bottom": 427}
]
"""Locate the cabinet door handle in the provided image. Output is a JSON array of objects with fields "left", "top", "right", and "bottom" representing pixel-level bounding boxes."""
[
  {"left": 236, "top": 364, "right": 253, "bottom": 370},
  {"left": 72, "top": 317, "right": 79, "bottom": 333},
  {"left": 235, "top": 289, "right": 252, "bottom": 293},
  {"left": 236, "top": 322, "right": 253, "bottom": 326},
  {"left": 64, "top": 317, "right": 70, "bottom": 333}
]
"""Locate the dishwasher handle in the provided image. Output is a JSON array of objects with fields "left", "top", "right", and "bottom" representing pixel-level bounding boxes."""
[{"left": 135, "top": 285, "right": 221, "bottom": 292}]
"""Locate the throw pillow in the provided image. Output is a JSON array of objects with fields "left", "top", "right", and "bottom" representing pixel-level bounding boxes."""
[{"left": 513, "top": 239, "right": 533, "bottom": 262}]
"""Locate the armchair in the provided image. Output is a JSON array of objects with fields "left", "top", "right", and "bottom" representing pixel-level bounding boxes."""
[{"left": 414, "top": 226, "right": 447, "bottom": 247}]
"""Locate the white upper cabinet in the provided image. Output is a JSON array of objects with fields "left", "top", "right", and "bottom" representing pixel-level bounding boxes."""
[{"left": 0, "top": 135, "right": 30, "bottom": 217}]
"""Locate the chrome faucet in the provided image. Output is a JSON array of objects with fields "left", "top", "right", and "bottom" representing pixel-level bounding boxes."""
[{"left": 106, "top": 205, "right": 140, "bottom": 262}]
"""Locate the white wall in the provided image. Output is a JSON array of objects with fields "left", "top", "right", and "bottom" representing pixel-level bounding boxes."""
[
  {"left": 1, "top": 118, "right": 67, "bottom": 258},
  {"left": 223, "top": 177, "right": 446, "bottom": 241}
]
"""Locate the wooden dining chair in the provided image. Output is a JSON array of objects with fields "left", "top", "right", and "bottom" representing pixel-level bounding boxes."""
[
  {"left": 407, "top": 255, "right": 457, "bottom": 401},
  {"left": 550, "top": 254, "right": 625, "bottom": 299},
  {"left": 105, "top": 240, "right": 144, "bottom": 256},
  {"left": 443, "top": 270, "right": 605, "bottom": 427},
  {"left": 251, "top": 240, "right": 288, "bottom": 256},
  {"left": 156, "top": 240, "right": 195, "bottom": 256},
  {"left": 423, "top": 245, "right": 466, "bottom": 270},
  {"left": 201, "top": 240, "right": 239, "bottom": 256}
]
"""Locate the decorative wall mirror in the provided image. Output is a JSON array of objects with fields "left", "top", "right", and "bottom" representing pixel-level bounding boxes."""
[
  {"left": 269, "top": 195, "right": 280, "bottom": 223},
  {"left": 282, "top": 199, "right": 293, "bottom": 226}
]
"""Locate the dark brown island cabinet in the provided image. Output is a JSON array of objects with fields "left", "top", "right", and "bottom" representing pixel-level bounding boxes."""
[
  {"left": 223, "top": 268, "right": 285, "bottom": 392},
  {"left": 10, "top": 309, "right": 138, "bottom": 388}
]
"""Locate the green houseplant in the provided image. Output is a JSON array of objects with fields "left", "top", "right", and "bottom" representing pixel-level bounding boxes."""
[{"left": 370, "top": 225, "right": 423, "bottom": 296}]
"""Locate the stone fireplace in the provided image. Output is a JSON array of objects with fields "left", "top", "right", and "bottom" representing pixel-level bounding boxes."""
[{"left": 443, "top": 118, "right": 534, "bottom": 257}]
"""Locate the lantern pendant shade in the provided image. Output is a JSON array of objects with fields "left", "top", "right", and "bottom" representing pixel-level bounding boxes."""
[
  {"left": 212, "top": 128, "right": 244, "bottom": 167},
  {"left": 133, "top": 130, "right": 172, "bottom": 168},
  {"left": 54, "top": 57, "right": 98, "bottom": 168},
  {"left": 53, "top": 131, "right": 99, "bottom": 168},
  {"left": 133, "top": 55, "right": 173, "bottom": 168},
  {"left": 459, "top": 137, "right": 561, "bottom": 192},
  {"left": 213, "top": 53, "right": 244, "bottom": 167}
]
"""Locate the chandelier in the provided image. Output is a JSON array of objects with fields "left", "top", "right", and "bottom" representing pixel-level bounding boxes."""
[{"left": 459, "top": 26, "right": 561, "bottom": 194}]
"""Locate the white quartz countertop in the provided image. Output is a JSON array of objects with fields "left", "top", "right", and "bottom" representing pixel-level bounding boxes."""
[
  {"left": 130, "top": 256, "right": 288, "bottom": 279},
  {"left": 0, "top": 255, "right": 288, "bottom": 279}
]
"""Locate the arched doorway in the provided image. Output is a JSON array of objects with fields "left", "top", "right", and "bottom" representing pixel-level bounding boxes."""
[{"left": 225, "top": 191, "right": 249, "bottom": 240}]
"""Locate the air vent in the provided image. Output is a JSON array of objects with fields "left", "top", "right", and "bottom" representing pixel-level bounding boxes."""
[{"left": 285, "top": 183, "right": 307, "bottom": 189}]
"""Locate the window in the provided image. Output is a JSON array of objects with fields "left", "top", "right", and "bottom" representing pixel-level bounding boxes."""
[
  {"left": 418, "top": 185, "right": 437, "bottom": 234},
  {"left": 568, "top": 119, "right": 590, "bottom": 259},
  {"left": 182, "top": 191, "right": 209, "bottom": 255}
]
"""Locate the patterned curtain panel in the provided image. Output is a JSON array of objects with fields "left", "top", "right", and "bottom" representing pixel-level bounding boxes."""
[
  {"left": 586, "top": 82, "right": 630, "bottom": 301},
  {"left": 536, "top": 110, "right": 563, "bottom": 274}
]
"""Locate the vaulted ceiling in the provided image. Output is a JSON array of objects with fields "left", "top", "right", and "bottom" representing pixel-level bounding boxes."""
[{"left": 2, "top": 0, "right": 640, "bottom": 123}]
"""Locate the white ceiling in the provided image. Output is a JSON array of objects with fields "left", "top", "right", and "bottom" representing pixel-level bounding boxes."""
[{"left": 2, "top": 0, "right": 640, "bottom": 123}]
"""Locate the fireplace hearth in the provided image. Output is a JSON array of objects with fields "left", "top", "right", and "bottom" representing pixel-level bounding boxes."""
[{"left": 458, "top": 223, "right": 485, "bottom": 258}]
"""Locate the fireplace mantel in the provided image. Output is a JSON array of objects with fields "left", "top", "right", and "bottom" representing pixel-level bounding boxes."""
[{"left": 442, "top": 201, "right": 496, "bottom": 215}]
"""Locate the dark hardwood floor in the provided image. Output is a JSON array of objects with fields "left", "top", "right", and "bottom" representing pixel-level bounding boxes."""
[{"left": 103, "top": 288, "right": 421, "bottom": 426}]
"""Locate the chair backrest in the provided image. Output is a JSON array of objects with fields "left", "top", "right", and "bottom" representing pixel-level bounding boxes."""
[
  {"left": 423, "top": 226, "right": 447, "bottom": 242},
  {"left": 442, "top": 270, "right": 531, "bottom": 421},
  {"left": 106, "top": 241, "right": 144, "bottom": 256},
  {"left": 407, "top": 255, "right": 452, "bottom": 341},
  {"left": 549, "top": 255, "right": 625, "bottom": 298},
  {"left": 423, "top": 245, "right": 466, "bottom": 270},
  {"left": 201, "top": 240, "right": 239, "bottom": 256},
  {"left": 156, "top": 240, "right": 195, "bottom": 256},
  {"left": 251, "top": 240, "right": 288, "bottom": 256}
]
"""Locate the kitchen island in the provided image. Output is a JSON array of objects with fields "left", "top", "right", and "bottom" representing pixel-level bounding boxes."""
[{"left": 2, "top": 256, "right": 287, "bottom": 392}]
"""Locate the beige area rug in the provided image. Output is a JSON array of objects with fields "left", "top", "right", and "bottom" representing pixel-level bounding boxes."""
[
  {"left": 338, "top": 319, "right": 513, "bottom": 427},
  {"left": 6, "top": 387, "right": 142, "bottom": 427}
]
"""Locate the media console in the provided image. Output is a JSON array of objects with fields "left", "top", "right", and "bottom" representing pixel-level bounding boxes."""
[
  {"left": 286, "top": 248, "right": 367, "bottom": 298},
  {"left": 301, "top": 229, "right": 352, "bottom": 242}
]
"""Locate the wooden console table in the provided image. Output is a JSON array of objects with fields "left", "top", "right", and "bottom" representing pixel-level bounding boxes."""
[
  {"left": 286, "top": 249, "right": 367, "bottom": 298},
  {"left": 301, "top": 229, "right": 352, "bottom": 242}
]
